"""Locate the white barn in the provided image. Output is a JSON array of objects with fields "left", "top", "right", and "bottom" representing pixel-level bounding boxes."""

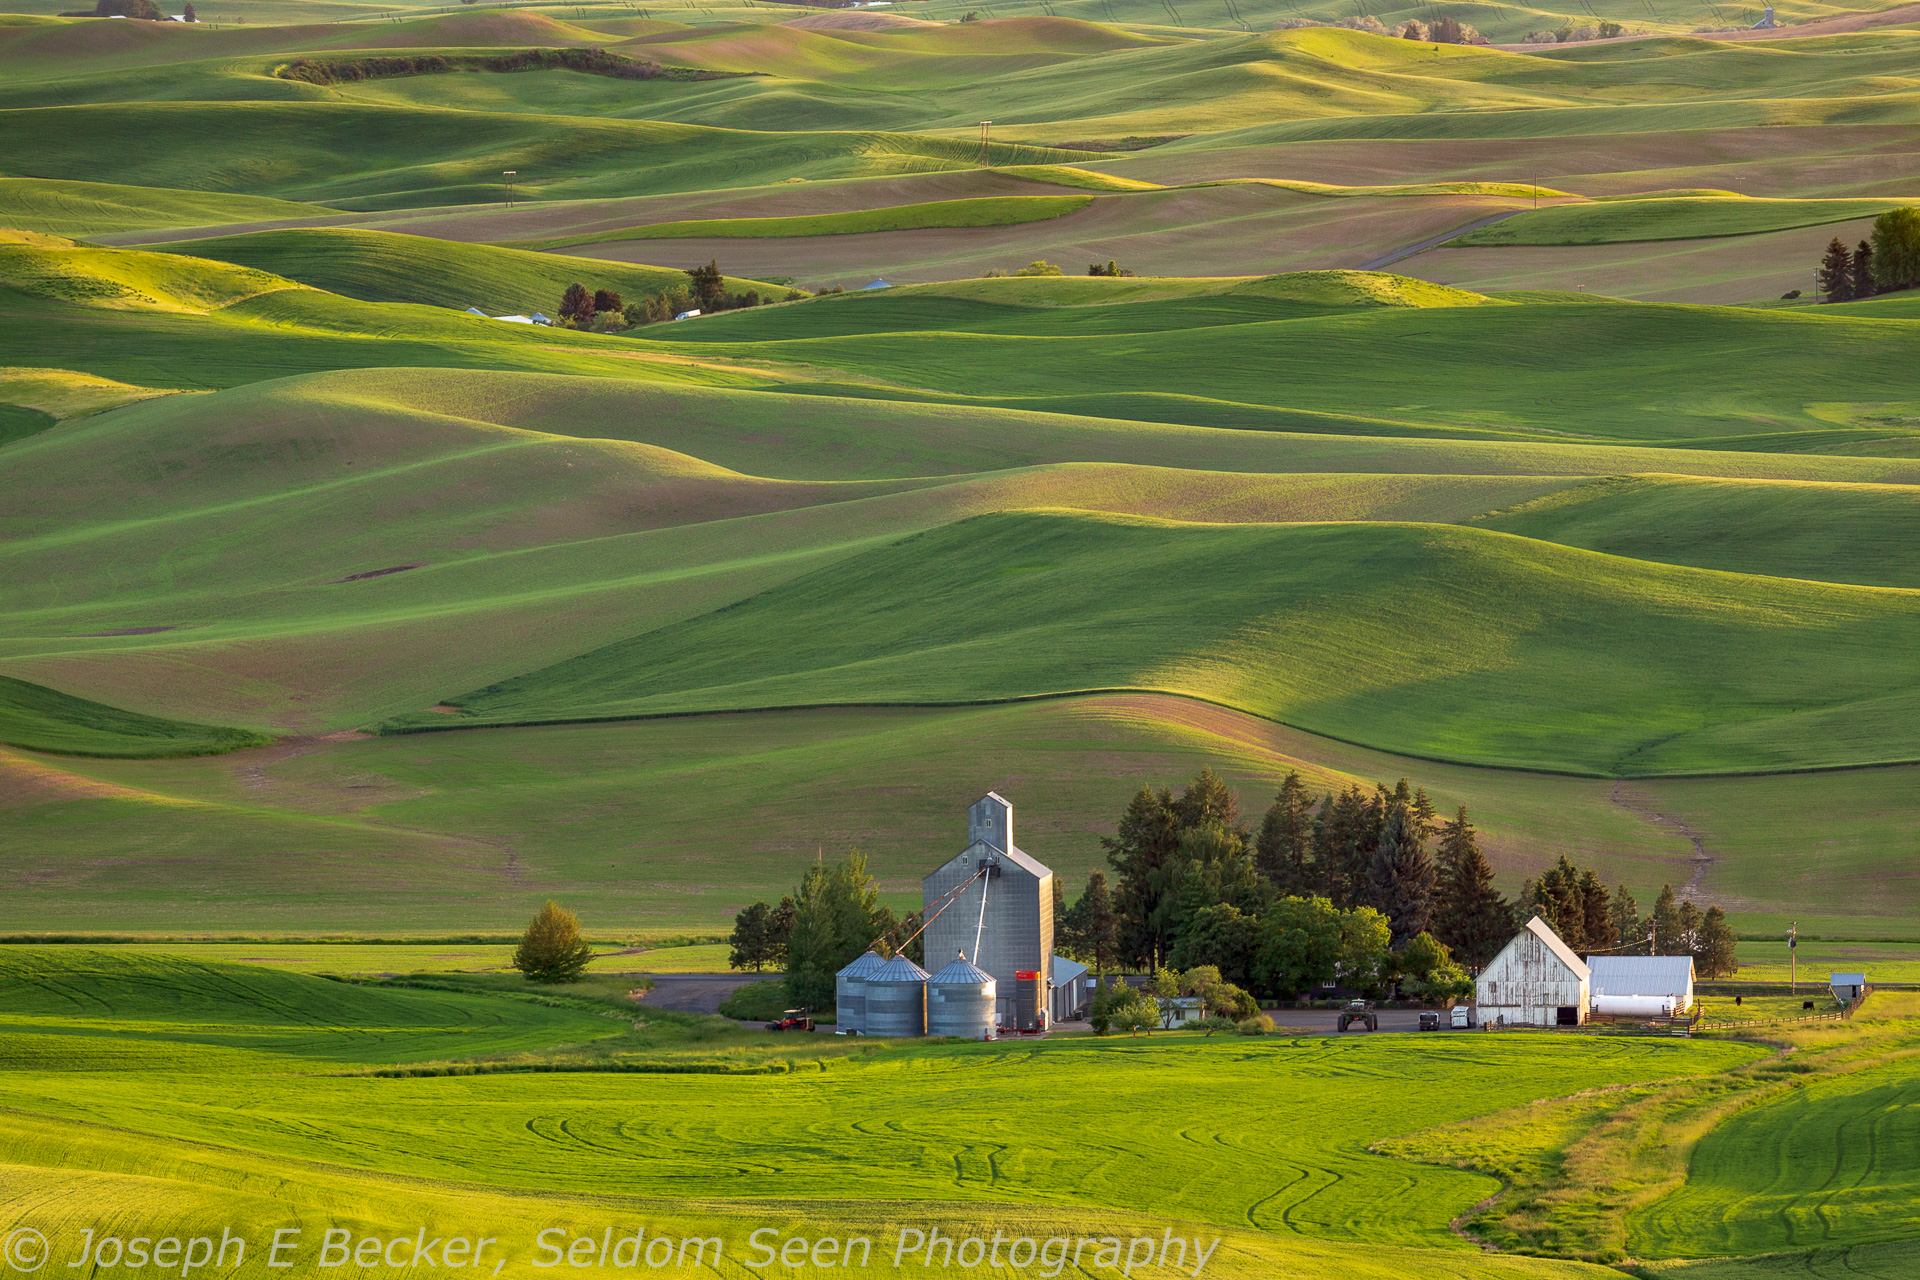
[
  {"left": 1588, "top": 955, "right": 1694, "bottom": 1015},
  {"left": 1476, "top": 915, "right": 1589, "bottom": 1027}
]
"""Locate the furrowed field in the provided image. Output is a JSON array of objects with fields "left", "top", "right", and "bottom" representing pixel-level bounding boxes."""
[{"left": 4, "top": 1, "right": 1920, "bottom": 1275}]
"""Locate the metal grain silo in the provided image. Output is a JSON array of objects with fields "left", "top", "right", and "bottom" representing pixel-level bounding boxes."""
[
  {"left": 927, "top": 952, "right": 996, "bottom": 1039},
  {"left": 834, "top": 949, "right": 884, "bottom": 1034},
  {"left": 863, "top": 954, "right": 929, "bottom": 1037}
]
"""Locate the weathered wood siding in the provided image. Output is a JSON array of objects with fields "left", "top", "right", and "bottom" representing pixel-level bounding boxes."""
[{"left": 1476, "top": 930, "right": 1589, "bottom": 1027}]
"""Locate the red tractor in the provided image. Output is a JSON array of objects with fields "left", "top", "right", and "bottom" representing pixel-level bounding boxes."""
[{"left": 765, "top": 1009, "right": 814, "bottom": 1032}]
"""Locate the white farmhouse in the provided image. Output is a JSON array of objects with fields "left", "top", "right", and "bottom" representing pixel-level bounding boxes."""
[{"left": 1475, "top": 915, "right": 1589, "bottom": 1027}]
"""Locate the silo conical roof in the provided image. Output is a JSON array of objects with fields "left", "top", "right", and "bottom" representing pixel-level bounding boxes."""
[
  {"left": 929, "top": 954, "right": 993, "bottom": 985},
  {"left": 837, "top": 949, "right": 886, "bottom": 979},
  {"left": 870, "top": 954, "right": 929, "bottom": 982}
]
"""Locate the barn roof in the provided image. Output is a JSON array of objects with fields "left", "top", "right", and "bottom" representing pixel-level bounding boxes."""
[
  {"left": 1525, "top": 915, "right": 1590, "bottom": 980},
  {"left": 1589, "top": 955, "right": 1693, "bottom": 997}
]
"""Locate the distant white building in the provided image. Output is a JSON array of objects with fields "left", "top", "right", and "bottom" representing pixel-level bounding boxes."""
[
  {"left": 1476, "top": 915, "right": 1589, "bottom": 1027},
  {"left": 493, "top": 315, "right": 534, "bottom": 324},
  {"left": 1831, "top": 973, "right": 1867, "bottom": 1002},
  {"left": 859, "top": 278, "right": 893, "bottom": 290},
  {"left": 674, "top": 309, "right": 702, "bottom": 321},
  {"left": 1589, "top": 955, "right": 1694, "bottom": 1015}
]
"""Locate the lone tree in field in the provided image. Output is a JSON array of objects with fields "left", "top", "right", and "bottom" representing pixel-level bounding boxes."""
[
  {"left": 1817, "top": 237, "right": 1853, "bottom": 302},
  {"left": 513, "top": 900, "right": 595, "bottom": 983},
  {"left": 182, "top": 1, "right": 196, "bottom": 17}
]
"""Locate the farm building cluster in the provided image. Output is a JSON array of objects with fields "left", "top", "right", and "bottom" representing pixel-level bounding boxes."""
[
  {"left": 833, "top": 791, "right": 1863, "bottom": 1038},
  {"left": 834, "top": 793, "right": 1093, "bottom": 1039}
]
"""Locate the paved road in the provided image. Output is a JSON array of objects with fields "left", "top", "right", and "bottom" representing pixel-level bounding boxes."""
[
  {"left": 1358, "top": 209, "right": 1528, "bottom": 271},
  {"left": 637, "top": 971, "right": 773, "bottom": 1015},
  {"left": 1268, "top": 1008, "right": 1458, "bottom": 1034}
]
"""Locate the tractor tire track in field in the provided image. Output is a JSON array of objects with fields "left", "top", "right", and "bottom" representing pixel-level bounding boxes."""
[
  {"left": 1358, "top": 210, "right": 1528, "bottom": 271},
  {"left": 1608, "top": 782, "right": 1715, "bottom": 898}
]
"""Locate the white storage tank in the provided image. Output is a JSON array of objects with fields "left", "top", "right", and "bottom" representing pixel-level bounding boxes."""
[
  {"left": 835, "top": 949, "right": 884, "bottom": 1034},
  {"left": 1592, "top": 994, "right": 1677, "bottom": 1018},
  {"left": 864, "top": 954, "right": 929, "bottom": 1037},
  {"left": 927, "top": 952, "right": 996, "bottom": 1039}
]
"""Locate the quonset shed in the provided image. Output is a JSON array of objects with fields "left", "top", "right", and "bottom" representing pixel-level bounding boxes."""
[{"left": 922, "top": 792, "right": 1053, "bottom": 1029}]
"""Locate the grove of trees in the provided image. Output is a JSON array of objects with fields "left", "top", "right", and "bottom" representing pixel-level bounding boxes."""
[
  {"left": 727, "top": 850, "right": 922, "bottom": 1012},
  {"left": 1817, "top": 207, "right": 1920, "bottom": 301},
  {"left": 1058, "top": 767, "right": 1741, "bottom": 996}
]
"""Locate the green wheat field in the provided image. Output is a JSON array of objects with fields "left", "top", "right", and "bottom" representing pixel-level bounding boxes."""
[{"left": 2, "top": 0, "right": 1919, "bottom": 1273}]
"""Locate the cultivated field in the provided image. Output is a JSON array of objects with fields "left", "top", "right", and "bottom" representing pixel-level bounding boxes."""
[{"left": 3, "top": 6, "right": 1920, "bottom": 1273}]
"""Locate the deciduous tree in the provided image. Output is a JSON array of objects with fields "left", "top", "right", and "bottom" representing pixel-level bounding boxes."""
[
  {"left": 512, "top": 900, "right": 595, "bottom": 983},
  {"left": 728, "top": 901, "right": 776, "bottom": 972},
  {"left": 1869, "top": 206, "right": 1920, "bottom": 291},
  {"left": 558, "top": 282, "right": 594, "bottom": 326}
]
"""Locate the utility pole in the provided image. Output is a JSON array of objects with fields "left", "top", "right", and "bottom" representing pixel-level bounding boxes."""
[
  {"left": 977, "top": 121, "right": 992, "bottom": 169},
  {"left": 1789, "top": 920, "right": 1797, "bottom": 996},
  {"left": 502, "top": 170, "right": 517, "bottom": 208}
]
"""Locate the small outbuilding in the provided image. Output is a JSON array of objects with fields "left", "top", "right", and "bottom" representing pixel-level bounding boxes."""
[
  {"left": 1475, "top": 915, "right": 1590, "bottom": 1027},
  {"left": 1049, "top": 954, "right": 1092, "bottom": 1022},
  {"left": 1588, "top": 955, "right": 1694, "bottom": 1016},
  {"left": 1831, "top": 972, "right": 1867, "bottom": 1003},
  {"left": 673, "top": 309, "right": 702, "bottom": 321},
  {"left": 859, "top": 278, "right": 893, "bottom": 290}
]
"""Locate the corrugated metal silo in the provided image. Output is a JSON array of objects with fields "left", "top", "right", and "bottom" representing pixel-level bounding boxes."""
[
  {"left": 927, "top": 952, "right": 996, "bottom": 1039},
  {"left": 864, "top": 954, "right": 929, "bottom": 1037},
  {"left": 834, "top": 949, "right": 884, "bottom": 1034}
]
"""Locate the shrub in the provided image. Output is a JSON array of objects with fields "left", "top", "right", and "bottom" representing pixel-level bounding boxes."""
[
  {"left": 1192, "top": 1014, "right": 1237, "bottom": 1036},
  {"left": 512, "top": 901, "right": 595, "bottom": 983},
  {"left": 1336, "top": 15, "right": 1388, "bottom": 33},
  {"left": 1013, "top": 260, "right": 1063, "bottom": 277},
  {"left": 1237, "top": 1013, "right": 1276, "bottom": 1035},
  {"left": 1395, "top": 19, "right": 1428, "bottom": 39}
]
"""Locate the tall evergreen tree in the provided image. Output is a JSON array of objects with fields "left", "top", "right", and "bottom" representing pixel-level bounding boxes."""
[
  {"left": 1817, "top": 236, "right": 1854, "bottom": 302},
  {"left": 1104, "top": 783, "right": 1181, "bottom": 967},
  {"left": 1255, "top": 771, "right": 1317, "bottom": 895},
  {"left": 1697, "top": 906, "right": 1738, "bottom": 980},
  {"left": 1075, "top": 871, "right": 1120, "bottom": 971},
  {"left": 1172, "top": 766, "right": 1239, "bottom": 832},
  {"left": 1850, "top": 240, "right": 1877, "bottom": 300},
  {"left": 1432, "top": 807, "right": 1510, "bottom": 967},
  {"left": 1369, "top": 801, "right": 1436, "bottom": 949},
  {"left": 728, "top": 901, "right": 775, "bottom": 972},
  {"left": 1677, "top": 898, "right": 1704, "bottom": 959},
  {"left": 1536, "top": 856, "right": 1585, "bottom": 949},
  {"left": 1578, "top": 869, "right": 1614, "bottom": 954},
  {"left": 1609, "top": 884, "right": 1643, "bottom": 955},
  {"left": 1651, "top": 884, "right": 1682, "bottom": 955}
]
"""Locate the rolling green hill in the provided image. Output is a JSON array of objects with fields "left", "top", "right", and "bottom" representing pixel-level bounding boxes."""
[
  {"left": 1451, "top": 196, "right": 1910, "bottom": 245},
  {"left": 0, "top": 675, "right": 269, "bottom": 758},
  {"left": 507, "top": 194, "right": 1093, "bottom": 248},
  {"left": 0, "top": 177, "right": 337, "bottom": 237},
  {"left": 156, "top": 227, "right": 785, "bottom": 314},
  {"left": 1470, "top": 474, "right": 1920, "bottom": 588},
  {"left": 392, "top": 509, "right": 1920, "bottom": 777}
]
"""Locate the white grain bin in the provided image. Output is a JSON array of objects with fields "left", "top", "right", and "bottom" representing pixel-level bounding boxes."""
[
  {"left": 927, "top": 952, "right": 996, "bottom": 1039},
  {"left": 834, "top": 949, "right": 885, "bottom": 1034},
  {"left": 863, "top": 954, "right": 929, "bottom": 1037},
  {"left": 1591, "top": 994, "right": 1677, "bottom": 1017}
]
